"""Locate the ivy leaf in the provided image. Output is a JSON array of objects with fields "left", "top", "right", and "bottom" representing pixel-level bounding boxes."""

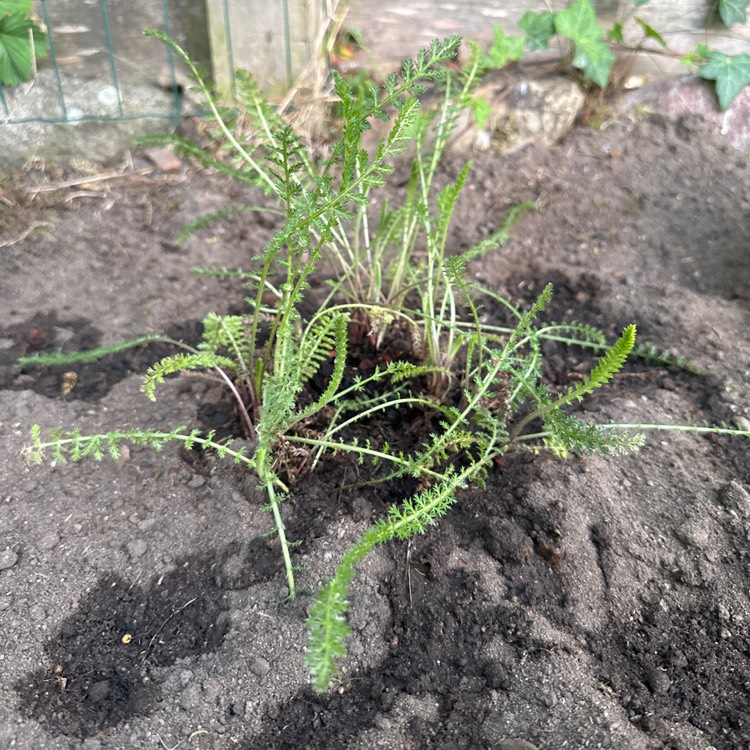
[
  {"left": 607, "top": 22, "right": 624, "bottom": 44},
  {"left": 554, "top": 0, "right": 614, "bottom": 88},
  {"left": 680, "top": 42, "right": 710, "bottom": 68},
  {"left": 0, "top": 1, "right": 33, "bottom": 14},
  {"left": 698, "top": 51, "right": 750, "bottom": 110},
  {"left": 571, "top": 39, "right": 615, "bottom": 88},
  {"left": 554, "top": 0, "right": 603, "bottom": 44},
  {"left": 0, "top": 11, "right": 48, "bottom": 87},
  {"left": 718, "top": 0, "right": 749, "bottom": 26},
  {"left": 634, "top": 17, "right": 667, "bottom": 48},
  {"left": 519, "top": 10, "right": 555, "bottom": 51},
  {"left": 482, "top": 25, "right": 525, "bottom": 70}
]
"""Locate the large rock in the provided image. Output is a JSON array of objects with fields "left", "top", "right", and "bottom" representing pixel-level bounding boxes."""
[
  {"left": 619, "top": 75, "right": 750, "bottom": 151},
  {"left": 451, "top": 75, "right": 586, "bottom": 154}
]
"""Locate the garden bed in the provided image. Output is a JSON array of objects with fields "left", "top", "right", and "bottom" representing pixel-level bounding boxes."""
[{"left": 1, "top": 103, "right": 749, "bottom": 749}]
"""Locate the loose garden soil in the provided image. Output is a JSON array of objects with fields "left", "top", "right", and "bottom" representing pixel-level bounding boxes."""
[{"left": 1, "top": 91, "right": 749, "bottom": 750}]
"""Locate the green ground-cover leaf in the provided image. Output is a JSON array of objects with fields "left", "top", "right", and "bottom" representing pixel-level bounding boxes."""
[
  {"left": 519, "top": 10, "right": 556, "bottom": 50},
  {"left": 607, "top": 22, "right": 624, "bottom": 44},
  {"left": 482, "top": 25, "right": 525, "bottom": 69},
  {"left": 553, "top": 0, "right": 614, "bottom": 87},
  {"left": 571, "top": 36, "right": 615, "bottom": 88},
  {"left": 699, "top": 51, "right": 750, "bottom": 109},
  {"left": 634, "top": 17, "right": 667, "bottom": 48},
  {"left": 0, "top": 1, "right": 33, "bottom": 14},
  {"left": 719, "top": 0, "right": 749, "bottom": 25},
  {"left": 0, "top": 10, "right": 47, "bottom": 86},
  {"left": 554, "top": 0, "right": 603, "bottom": 45}
]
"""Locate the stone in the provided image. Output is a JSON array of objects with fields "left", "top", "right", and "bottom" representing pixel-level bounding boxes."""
[
  {"left": 143, "top": 145, "right": 182, "bottom": 171},
  {"left": 620, "top": 75, "right": 750, "bottom": 151},
  {"left": 249, "top": 656, "right": 271, "bottom": 677},
  {"left": 38, "top": 531, "right": 60, "bottom": 551},
  {"left": 648, "top": 668, "right": 671, "bottom": 695},
  {"left": 0, "top": 549, "right": 19, "bottom": 571},
  {"left": 452, "top": 74, "right": 586, "bottom": 155},
  {"left": 718, "top": 481, "right": 750, "bottom": 517},
  {"left": 496, "top": 740, "right": 540, "bottom": 750},
  {"left": 88, "top": 679, "right": 110, "bottom": 702},
  {"left": 0, "top": 70, "right": 179, "bottom": 168},
  {"left": 187, "top": 475, "right": 207, "bottom": 489},
  {"left": 126, "top": 539, "right": 148, "bottom": 559}
]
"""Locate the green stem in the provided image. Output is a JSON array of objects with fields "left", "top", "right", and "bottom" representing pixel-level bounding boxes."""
[
  {"left": 285, "top": 434, "right": 447, "bottom": 482},
  {"left": 145, "top": 31, "right": 277, "bottom": 196},
  {"left": 264, "top": 477, "right": 296, "bottom": 600}
]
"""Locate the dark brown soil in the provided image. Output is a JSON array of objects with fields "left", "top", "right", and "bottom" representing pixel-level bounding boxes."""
[{"left": 1, "top": 97, "right": 749, "bottom": 750}]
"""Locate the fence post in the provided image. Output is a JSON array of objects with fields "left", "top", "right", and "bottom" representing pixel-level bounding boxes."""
[{"left": 205, "top": 0, "right": 326, "bottom": 99}]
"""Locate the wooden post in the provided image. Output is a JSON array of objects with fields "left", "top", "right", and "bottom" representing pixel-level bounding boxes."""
[{"left": 205, "top": 0, "right": 325, "bottom": 99}]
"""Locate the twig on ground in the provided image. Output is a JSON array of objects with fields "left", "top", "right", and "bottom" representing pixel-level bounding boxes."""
[
  {"left": 0, "top": 221, "right": 53, "bottom": 248},
  {"left": 139, "top": 595, "right": 199, "bottom": 669},
  {"left": 25, "top": 167, "right": 155, "bottom": 197},
  {"left": 156, "top": 728, "right": 209, "bottom": 750}
]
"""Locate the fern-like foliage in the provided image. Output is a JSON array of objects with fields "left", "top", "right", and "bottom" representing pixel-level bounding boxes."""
[
  {"left": 297, "top": 312, "right": 347, "bottom": 382},
  {"left": 306, "top": 470, "right": 464, "bottom": 692},
  {"left": 509, "top": 325, "right": 638, "bottom": 446},
  {"left": 199, "top": 313, "right": 254, "bottom": 380},
  {"left": 305, "top": 518, "right": 391, "bottom": 691},
  {"left": 543, "top": 408, "right": 645, "bottom": 455},
  {"left": 574, "top": 324, "right": 636, "bottom": 397},
  {"left": 306, "top": 417, "right": 503, "bottom": 692},
  {"left": 631, "top": 342, "right": 704, "bottom": 375},
  {"left": 538, "top": 321, "right": 608, "bottom": 348},
  {"left": 16, "top": 334, "right": 176, "bottom": 369},
  {"left": 295, "top": 312, "right": 349, "bottom": 421},
  {"left": 23, "top": 424, "right": 254, "bottom": 468},
  {"left": 142, "top": 351, "right": 236, "bottom": 401},
  {"left": 462, "top": 201, "right": 538, "bottom": 263}
]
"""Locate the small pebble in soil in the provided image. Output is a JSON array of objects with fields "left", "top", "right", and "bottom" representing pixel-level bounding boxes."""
[
  {"left": 137, "top": 518, "right": 156, "bottom": 532},
  {"left": 496, "top": 740, "right": 540, "bottom": 750},
  {"left": 179, "top": 684, "right": 202, "bottom": 710},
  {"left": 249, "top": 656, "right": 271, "bottom": 677},
  {"left": 88, "top": 679, "right": 110, "bottom": 701},
  {"left": 718, "top": 481, "right": 750, "bottom": 517},
  {"left": 647, "top": 668, "right": 671, "bottom": 695},
  {"left": 38, "top": 531, "right": 60, "bottom": 551},
  {"left": 188, "top": 475, "right": 207, "bottom": 489},
  {"left": 0, "top": 595, "right": 12, "bottom": 610},
  {"left": 127, "top": 539, "right": 148, "bottom": 559},
  {"left": 29, "top": 604, "right": 46, "bottom": 621},
  {"left": 0, "top": 549, "right": 19, "bottom": 570},
  {"left": 538, "top": 689, "right": 558, "bottom": 708}
]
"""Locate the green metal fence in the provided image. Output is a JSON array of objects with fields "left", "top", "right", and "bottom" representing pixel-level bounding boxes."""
[{"left": 0, "top": 0, "right": 184, "bottom": 126}]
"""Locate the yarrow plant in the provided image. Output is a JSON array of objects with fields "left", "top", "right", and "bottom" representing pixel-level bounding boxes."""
[{"left": 20, "top": 31, "right": 750, "bottom": 692}]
